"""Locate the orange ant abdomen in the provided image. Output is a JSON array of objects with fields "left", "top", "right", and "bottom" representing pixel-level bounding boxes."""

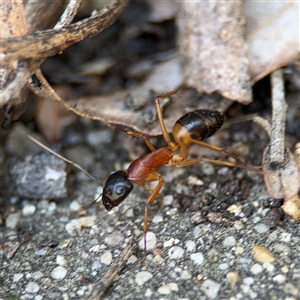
[{"left": 172, "top": 110, "right": 225, "bottom": 148}]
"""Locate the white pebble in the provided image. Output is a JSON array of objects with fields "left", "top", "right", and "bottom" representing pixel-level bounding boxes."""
[
  {"left": 180, "top": 270, "right": 192, "bottom": 280},
  {"left": 65, "top": 219, "right": 81, "bottom": 236},
  {"left": 263, "top": 262, "right": 275, "bottom": 273},
  {"left": 135, "top": 271, "right": 153, "bottom": 286},
  {"left": 6, "top": 212, "right": 21, "bottom": 229},
  {"left": 158, "top": 283, "right": 178, "bottom": 295},
  {"left": 163, "top": 195, "right": 174, "bottom": 206},
  {"left": 164, "top": 238, "right": 175, "bottom": 248},
  {"left": 51, "top": 266, "right": 67, "bottom": 280},
  {"left": 13, "top": 273, "right": 23, "bottom": 282},
  {"left": 138, "top": 232, "right": 157, "bottom": 250},
  {"left": 127, "top": 255, "right": 138, "bottom": 264},
  {"left": 90, "top": 245, "right": 100, "bottom": 252},
  {"left": 191, "top": 252, "right": 204, "bottom": 265},
  {"left": 223, "top": 236, "right": 236, "bottom": 247},
  {"left": 22, "top": 204, "right": 36, "bottom": 216},
  {"left": 243, "top": 277, "right": 254, "bottom": 285},
  {"left": 104, "top": 231, "right": 124, "bottom": 246},
  {"left": 273, "top": 274, "right": 286, "bottom": 284},
  {"left": 100, "top": 251, "right": 113, "bottom": 265},
  {"left": 25, "top": 281, "right": 39, "bottom": 293},
  {"left": 219, "top": 263, "right": 229, "bottom": 270},
  {"left": 56, "top": 255, "right": 67, "bottom": 266},
  {"left": 91, "top": 260, "right": 102, "bottom": 271},
  {"left": 168, "top": 246, "right": 184, "bottom": 259},
  {"left": 250, "top": 263, "right": 263, "bottom": 275},
  {"left": 254, "top": 223, "right": 269, "bottom": 233},
  {"left": 187, "top": 175, "right": 204, "bottom": 186},
  {"left": 201, "top": 162, "right": 215, "bottom": 175},
  {"left": 32, "top": 271, "right": 43, "bottom": 279},
  {"left": 152, "top": 214, "right": 163, "bottom": 223},
  {"left": 48, "top": 202, "right": 57, "bottom": 212},
  {"left": 185, "top": 240, "right": 196, "bottom": 252},
  {"left": 69, "top": 200, "right": 81, "bottom": 211},
  {"left": 201, "top": 279, "right": 221, "bottom": 299}
]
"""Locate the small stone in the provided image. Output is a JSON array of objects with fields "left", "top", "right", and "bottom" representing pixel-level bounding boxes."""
[
  {"left": 127, "top": 255, "right": 138, "bottom": 264},
  {"left": 180, "top": 270, "right": 192, "bottom": 280},
  {"left": 191, "top": 252, "right": 204, "bottom": 265},
  {"left": 22, "top": 204, "right": 36, "bottom": 216},
  {"left": 201, "top": 162, "right": 215, "bottom": 175},
  {"left": 235, "top": 246, "right": 244, "bottom": 255},
  {"left": 163, "top": 195, "right": 174, "bottom": 206},
  {"left": 201, "top": 279, "right": 221, "bottom": 299},
  {"left": 283, "top": 283, "right": 299, "bottom": 296},
  {"left": 69, "top": 200, "right": 81, "bottom": 211},
  {"left": 90, "top": 245, "right": 100, "bottom": 252},
  {"left": 233, "top": 221, "right": 245, "bottom": 230},
  {"left": 254, "top": 223, "right": 269, "bottom": 233},
  {"left": 219, "top": 263, "right": 228, "bottom": 270},
  {"left": 104, "top": 231, "right": 125, "bottom": 246},
  {"left": 273, "top": 274, "right": 286, "bottom": 284},
  {"left": 152, "top": 214, "right": 163, "bottom": 223},
  {"left": 250, "top": 263, "right": 263, "bottom": 275},
  {"left": 32, "top": 271, "right": 43, "bottom": 279},
  {"left": 91, "top": 260, "right": 102, "bottom": 271},
  {"left": 157, "top": 283, "right": 178, "bottom": 295},
  {"left": 65, "top": 219, "right": 81, "bottom": 236},
  {"left": 227, "top": 204, "right": 242, "bottom": 215},
  {"left": 135, "top": 271, "right": 153, "bottom": 286},
  {"left": 164, "top": 238, "right": 175, "bottom": 248},
  {"left": 51, "top": 266, "right": 67, "bottom": 280},
  {"left": 100, "top": 251, "right": 113, "bottom": 265},
  {"left": 253, "top": 245, "right": 276, "bottom": 263},
  {"left": 13, "top": 273, "right": 23, "bottom": 282},
  {"left": 263, "top": 262, "right": 275, "bottom": 273},
  {"left": 226, "top": 272, "right": 241, "bottom": 290},
  {"left": 243, "top": 277, "right": 254, "bottom": 285},
  {"left": 5, "top": 212, "right": 21, "bottom": 229},
  {"left": 56, "top": 255, "right": 67, "bottom": 266},
  {"left": 187, "top": 175, "right": 204, "bottom": 186},
  {"left": 25, "top": 281, "right": 39, "bottom": 293},
  {"left": 168, "top": 246, "right": 184, "bottom": 259},
  {"left": 185, "top": 240, "right": 196, "bottom": 252},
  {"left": 138, "top": 232, "right": 157, "bottom": 250},
  {"left": 79, "top": 215, "right": 97, "bottom": 227},
  {"left": 223, "top": 236, "right": 236, "bottom": 247}
]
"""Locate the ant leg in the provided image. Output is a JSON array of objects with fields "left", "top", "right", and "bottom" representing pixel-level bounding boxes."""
[
  {"left": 117, "top": 128, "right": 156, "bottom": 152},
  {"left": 139, "top": 173, "right": 164, "bottom": 261},
  {"left": 190, "top": 139, "right": 260, "bottom": 170},
  {"left": 155, "top": 91, "right": 180, "bottom": 152}
]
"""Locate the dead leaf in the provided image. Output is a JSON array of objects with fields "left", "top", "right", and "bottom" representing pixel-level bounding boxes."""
[{"left": 244, "top": 1, "right": 299, "bottom": 83}]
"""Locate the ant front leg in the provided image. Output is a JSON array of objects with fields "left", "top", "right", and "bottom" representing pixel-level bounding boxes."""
[{"left": 134, "top": 172, "right": 164, "bottom": 262}]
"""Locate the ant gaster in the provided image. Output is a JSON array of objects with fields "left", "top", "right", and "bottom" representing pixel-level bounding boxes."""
[{"left": 29, "top": 90, "right": 257, "bottom": 260}]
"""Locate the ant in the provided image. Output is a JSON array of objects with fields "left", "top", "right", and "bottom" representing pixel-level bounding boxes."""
[{"left": 29, "top": 90, "right": 259, "bottom": 260}]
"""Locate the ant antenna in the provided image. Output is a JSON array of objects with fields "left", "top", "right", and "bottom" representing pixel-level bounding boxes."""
[
  {"left": 28, "top": 135, "right": 103, "bottom": 217},
  {"left": 28, "top": 135, "right": 101, "bottom": 184}
]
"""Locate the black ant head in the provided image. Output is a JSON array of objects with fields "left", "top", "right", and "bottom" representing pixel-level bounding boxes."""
[{"left": 102, "top": 170, "right": 133, "bottom": 211}]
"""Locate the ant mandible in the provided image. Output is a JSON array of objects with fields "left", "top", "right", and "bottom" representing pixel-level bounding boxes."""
[{"left": 29, "top": 90, "right": 256, "bottom": 259}]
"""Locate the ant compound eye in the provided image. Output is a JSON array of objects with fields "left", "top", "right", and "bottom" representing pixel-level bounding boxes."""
[
  {"left": 102, "top": 171, "right": 133, "bottom": 211},
  {"left": 115, "top": 184, "right": 125, "bottom": 196}
]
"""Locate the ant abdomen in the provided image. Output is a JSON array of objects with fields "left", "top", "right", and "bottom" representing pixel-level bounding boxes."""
[{"left": 172, "top": 109, "right": 225, "bottom": 147}]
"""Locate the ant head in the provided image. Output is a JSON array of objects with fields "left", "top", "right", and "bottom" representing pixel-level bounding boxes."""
[{"left": 102, "top": 170, "right": 133, "bottom": 211}]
